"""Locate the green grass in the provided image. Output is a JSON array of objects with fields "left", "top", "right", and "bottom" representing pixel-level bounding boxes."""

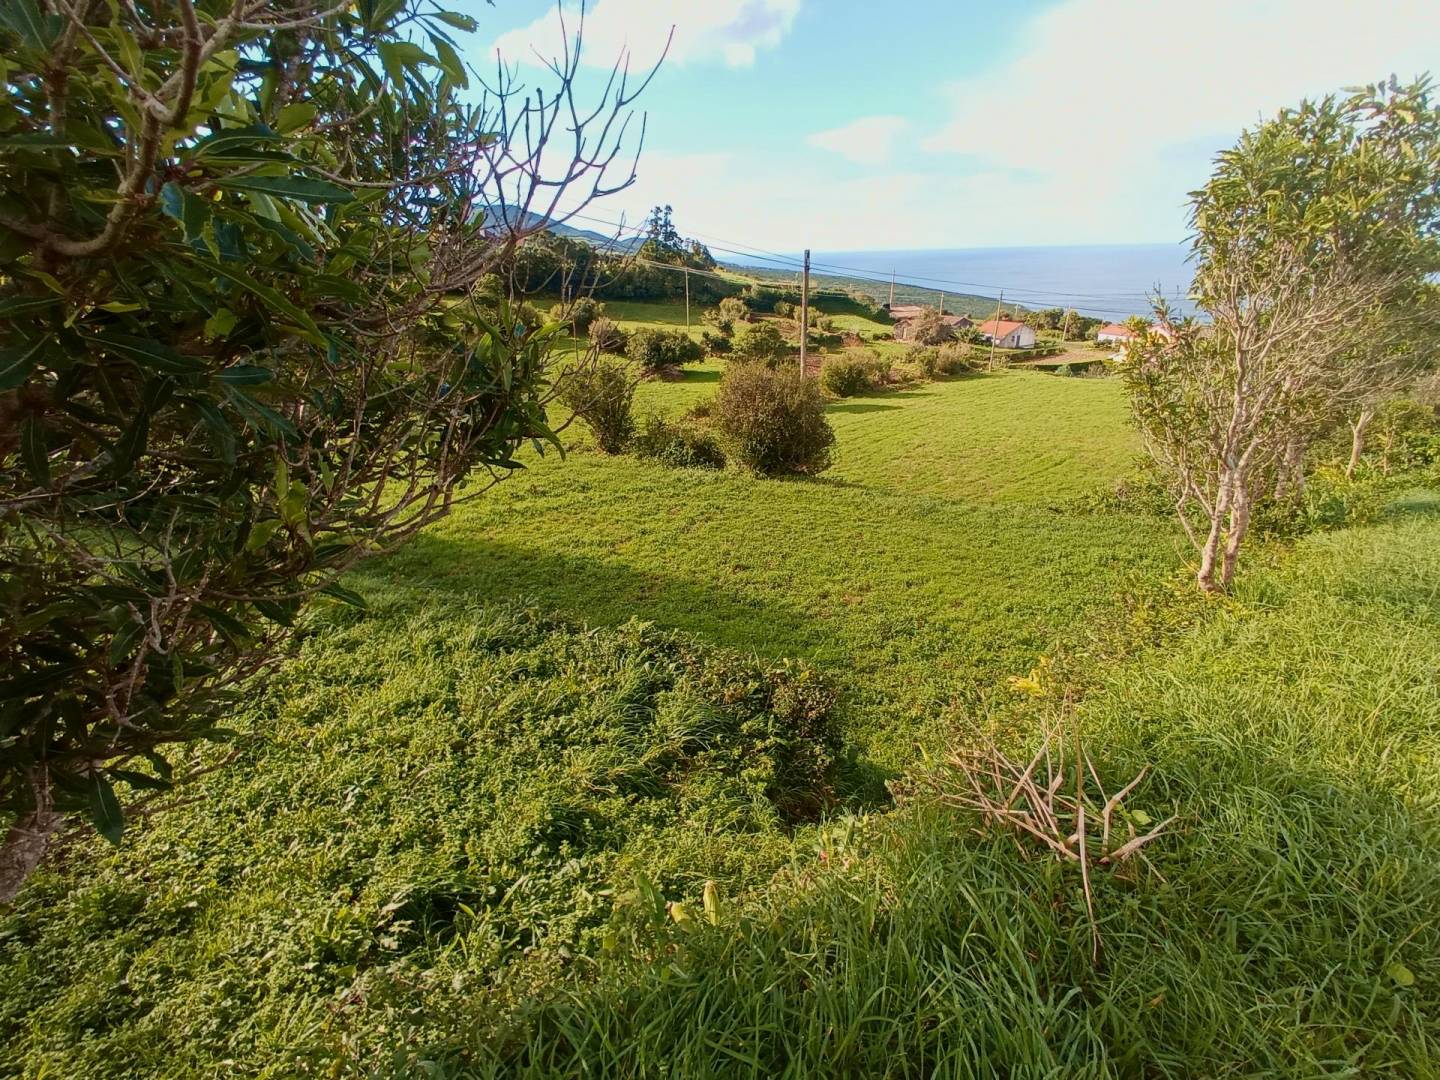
[
  {"left": 467, "top": 511, "right": 1440, "bottom": 1077},
  {"left": 4, "top": 323, "right": 1433, "bottom": 1077}
]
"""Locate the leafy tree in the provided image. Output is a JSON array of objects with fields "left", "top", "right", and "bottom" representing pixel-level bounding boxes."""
[
  {"left": 731, "top": 323, "right": 793, "bottom": 367},
  {"left": 906, "top": 308, "right": 954, "bottom": 346},
  {"left": 1122, "top": 76, "right": 1440, "bottom": 592},
  {"left": 0, "top": 0, "right": 651, "bottom": 895}
]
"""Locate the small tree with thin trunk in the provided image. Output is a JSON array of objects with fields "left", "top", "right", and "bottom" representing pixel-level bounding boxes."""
[{"left": 1122, "top": 76, "right": 1440, "bottom": 592}]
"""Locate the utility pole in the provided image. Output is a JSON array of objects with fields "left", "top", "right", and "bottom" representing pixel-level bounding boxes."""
[
  {"left": 684, "top": 267, "right": 690, "bottom": 328},
  {"left": 939, "top": 292, "right": 945, "bottom": 316},
  {"left": 988, "top": 289, "right": 1004, "bottom": 372},
  {"left": 799, "top": 248, "right": 810, "bottom": 376},
  {"left": 888, "top": 269, "right": 895, "bottom": 309},
  {"left": 1062, "top": 307, "right": 1072, "bottom": 342}
]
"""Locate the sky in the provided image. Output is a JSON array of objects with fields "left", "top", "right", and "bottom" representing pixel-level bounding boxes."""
[{"left": 465, "top": 0, "right": 1440, "bottom": 253}]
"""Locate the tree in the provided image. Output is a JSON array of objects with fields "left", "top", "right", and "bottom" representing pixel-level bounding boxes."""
[
  {"left": 731, "top": 323, "right": 792, "bottom": 367},
  {"left": 0, "top": 0, "right": 656, "bottom": 897},
  {"left": 907, "top": 308, "right": 955, "bottom": 346},
  {"left": 1122, "top": 76, "right": 1440, "bottom": 592}
]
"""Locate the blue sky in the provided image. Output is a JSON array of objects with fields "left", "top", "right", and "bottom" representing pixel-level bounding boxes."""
[{"left": 466, "top": 0, "right": 1440, "bottom": 252}]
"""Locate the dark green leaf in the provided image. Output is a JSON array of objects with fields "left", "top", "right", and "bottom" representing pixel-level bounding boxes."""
[
  {"left": 88, "top": 774, "right": 124, "bottom": 846},
  {"left": 187, "top": 397, "right": 237, "bottom": 466},
  {"left": 198, "top": 259, "right": 321, "bottom": 338},
  {"left": 111, "top": 401, "right": 151, "bottom": 476},
  {"left": 159, "top": 181, "right": 212, "bottom": 241},
  {"left": 93, "top": 332, "right": 207, "bottom": 374},
  {"left": 216, "top": 365, "right": 272, "bottom": 385},
  {"left": 0, "top": 0, "right": 58, "bottom": 50},
  {"left": 19, "top": 414, "right": 49, "bottom": 487},
  {"left": 0, "top": 295, "right": 59, "bottom": 318},
  {"left": 109, "top": 619, "right": 145, "bottom": 666},
  {"left": 320, "top": 582, "right": 368, "bottom": 608},
  {"left": 107, "top": 768, "right": 173, "bottom": 792},
  {"left": 185, "top": 124, "right": 280, "bottom": 162},
  {"left": 215, "top": 175, "right": 355, "bottom": 205},
  {"left": 0, "top": 338, "right": 44, "bottom": 390}
]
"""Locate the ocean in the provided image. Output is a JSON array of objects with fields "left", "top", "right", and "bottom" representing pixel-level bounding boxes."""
[{"left": 728, "top": 243, "right": 1198, "bottom": 321}]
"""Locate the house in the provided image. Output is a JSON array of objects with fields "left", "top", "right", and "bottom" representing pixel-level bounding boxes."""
[
  {"left": 1096, "top": 323, "right": 1136, "bottom": 345},
  {"left": 974, "top": 319, "right": 1037, "bottom": 349}
]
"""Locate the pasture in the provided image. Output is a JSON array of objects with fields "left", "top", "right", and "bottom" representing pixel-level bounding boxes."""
[{"left": 3, "top": 342, "right": 1436, "bottom": 1077}]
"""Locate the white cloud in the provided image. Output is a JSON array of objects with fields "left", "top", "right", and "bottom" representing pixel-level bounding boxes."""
[
  {"left": 493, "top": 0, "right": 801, "bottom": 70},
  {"left": 806, "top": 116, "right": 910, "bottom": 166},
  {"left": 919, "top": 0, "right": 1440, "bottom": 239}
]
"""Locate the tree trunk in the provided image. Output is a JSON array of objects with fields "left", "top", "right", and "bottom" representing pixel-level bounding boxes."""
[
  {"left": 1346, "top": 407, "right": 1375, "bottom": 479},
  {"left": 1219, "top": 487, "right": 1253, "bottom": 591},
  {"left": 0, "top": 807, "right": 62, "bottom": 904},
  {"left": 1196, "top": 481, "right": 1231, "bottom": 593}
]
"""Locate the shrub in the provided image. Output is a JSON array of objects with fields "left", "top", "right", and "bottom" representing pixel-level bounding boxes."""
[
  {"left": 549, "top": 296, "right": 605, "bottom": 333},
  {"left": 907, "top": 308, "right": 955, "bottom": 346},
  {"left": 560, "top": 360, "right": 636, "bottom": 453},
  {"left": 588, "top": 317, "right": 628, "bottom": 354},
  {"left": 773, "top": 300, "right": 796, "bottom": 319},
  {"left": 731, "top": 322, "right": 793, "bottom": 367},
  {"left": 935, "top": 344, "right": 982, "bottom": 375},
  {"left": 702, "top": 308, "right": 735, "bottom": 336},
  {"left": 631, "top": 414, "right": 727, "bottom": 470},
  {"left": 701, "top": 330, "right": 733, "bottom": 356},
  {"left": 1056, "top": 364, "right": 1074, "bottom": 377},
  {"left": 905, "top": 346, "right": 942, "bottom": 377},
  {"left": 714, "top": 366, "right": 835, "bottom": 476},
  {"left": 627, "top": 329, "right": 705, "bottom": 374},
  {"left": 718, "top": 296, "right": 752, "bottom": 324},
  {"left": 821, "top": 350, "right": 890, "bottom": 397}
]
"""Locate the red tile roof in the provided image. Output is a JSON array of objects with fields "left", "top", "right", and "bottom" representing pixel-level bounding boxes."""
[
  {"left": 976, "top": 319, "right": 1027, "bottom": 338},
  {"left": 1097, "top": 323, "right": 1135, "bottom": 337}
]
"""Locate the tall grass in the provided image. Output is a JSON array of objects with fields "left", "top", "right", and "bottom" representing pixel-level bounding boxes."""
[{"left": 466, "top": 514, "right": 1440, "bottom": 1077}]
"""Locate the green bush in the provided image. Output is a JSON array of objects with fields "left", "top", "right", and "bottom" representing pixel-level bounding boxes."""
[
  {"left": 820, "top": 350, "right": 890, "bottom": 397},
  {"left": 935, "top": 344, "right": 982, "bottom": 375},
  {"left": 714, "top": 366, "right": 835, "bottom": 476},
  {"left": 773, "top": 300, "right": 796, "bottom": 319},
  {"left": 701, "top": 330, "right": 733, "bottom": 356},
  {"left": 627, "top": 328, "right": 705, "bottom": 374},
  {"left": 718, "top": 296, "right": 752, "bottom": 325},
  {"left": 631, "top": 414, "right": 727, "bottom": 470},
  {"left": 731, "top": 323, "right": 793, "bottom": 367},
  {"left": 549, "top": 296, "right": 605, "bottom": 333},
  {"left": 588, "top": 316, "right": 628, "bottom": 354},
  {"left": 559, "top": 360, "right": 636, "bottom": 453}
]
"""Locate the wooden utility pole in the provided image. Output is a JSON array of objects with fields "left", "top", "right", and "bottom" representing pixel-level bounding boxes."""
[
  {"left": 799, "top": 248, "right": 810, "bottom": 376},
  {"left": 684, "top": 267, "right": 690, "bottom": 328},
  {"left": 889, "top": 269, "right": 895, "bottom": 308},
  {"left": 1062, "top": 307, "right": 1072, "bottom": 342},
  {"left": 988, "top": 289, "right": 1004, "bottom": 371},
  {"left": 939, "top": 292, "right": 945, "bottom": 316}
]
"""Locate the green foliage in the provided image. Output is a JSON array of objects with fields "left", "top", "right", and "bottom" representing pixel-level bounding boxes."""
[
  {"left": 626, "top": 329, "right": 705, "bottom": 374},
  {"left": 730, "top": 322, "right": 793, "bottom": 367},
  {"left": 560, "top": 360, "right": 636, "bottom": 454},
  {"left": 465, "top": 513, "right": 1440, "bottom": 1077},
  {"left": 0, "top": 603, "right": 842, "bottom": 1073},
  {"left": 714, "top": 366, "right": 834, "bottom": 476},
  {"left": 717, "top": 297, "right": 752, "bottom": 325},
  {"left": 700, "top": 330, "right": 733, "bottom": 356},
  {"left": 0, "top": 0, "right": 576, "bottom": 848},
  {"left": 820, "top": 350, "right": 890, "bottom": 397},
  {"left": 588, "top": 317, "right": 628, "bottom": 355},
  {"left": 906, "top": 308, "right": 955, "bottom": 346},
  {"left": 631, "top": 414, "right": 727, "bottom": 470},
  {"left": 550, "top": 296, "right": 606, "bottom": 333}
]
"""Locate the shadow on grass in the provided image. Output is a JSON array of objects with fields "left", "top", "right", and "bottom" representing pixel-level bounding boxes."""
[
  {"left": 347, "top": 533, "right": 896, "bottom": 809},
  {"left": 829, "top": 402, "right": 901, "bottom": 414}
]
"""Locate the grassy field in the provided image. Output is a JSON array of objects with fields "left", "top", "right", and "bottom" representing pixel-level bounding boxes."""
[{"left": 3, "top": 304, "right": 1436, "bottom": 1076}]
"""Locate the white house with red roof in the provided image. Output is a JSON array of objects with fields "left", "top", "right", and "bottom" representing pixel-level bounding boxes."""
[{"left": 975, "top": 318, "right": 1036, "bottom": 349}]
